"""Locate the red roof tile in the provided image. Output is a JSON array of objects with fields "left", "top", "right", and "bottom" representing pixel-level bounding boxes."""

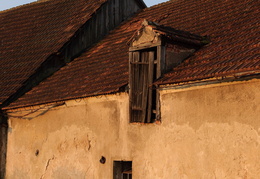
[
  {"left": 7, "top": 0, "right": 260, "bottom": 109},
  {"left": 0, "top": 0, "right": 107, "bottom": 105}
]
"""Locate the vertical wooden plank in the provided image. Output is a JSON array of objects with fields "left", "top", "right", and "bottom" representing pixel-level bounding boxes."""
[
  {"left": 133, "top": 51, "right": 139, "bottom": 112},
  {"left": 99, "top": 6, "right": 104, "bottom": 39},
  {"left": 132, "top": 52, "right": 137, "bottom": 122},
  {"left": 137, "top": 51, "right": 142, "bottom": 122},
  {"left": 88, "top": 18, "right": 93, "bottom": 46},
  {"left": 119, "top": 0, "right": 123, "bottom": 22},
  {"left": 105, "top": 2, "right": 110, "bottom": 33},
  {"left": 160, "top": 45, "right": 166, "bottom": 75},
  {"left": 141, "top": 52, "right": 149, "bottom": 123},
  {"left": 124, "top": 0, "right": 128, "bottom": 20},
  {"left": 146, "top": 51, "right": 154, "bottom": 123},
  {"left": 114, "top": 0, "right": 120, "bottom": 25},
  {"left": 136, "top": 52, "right": 141, "bottom": 115},
  {"left": 86, "top": 21, "right": 91, "bottom": 49},
  {"left": 96, "top": 11, "right": 101, "bottom": 41},
  {"left": 82, "top": 25, "right": 86, "bottom": 48},
  {"left": 157, "top": 45, "right": 162, "bottom": 78},
  {"left": 131, "top": 51, "right": 141, "bottom": 122},
  {"left": 129, "top": 51, "right": 133, "bottom": 122},
  {"left": 108, "top": 0, "right": 114, "bottom": 30},
  {"left": 157, "top": 45, "right": 166, "bottom": 78}
]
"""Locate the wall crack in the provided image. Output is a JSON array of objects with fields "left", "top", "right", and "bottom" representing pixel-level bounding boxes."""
[
  {"left": 88, "top": 139, "right": 91, "bottom": 151},
  {"left": 40, "top": 155, "right": 55, "bottom": 179}
]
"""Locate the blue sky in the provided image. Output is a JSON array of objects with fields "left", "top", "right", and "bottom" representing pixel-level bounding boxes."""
[{"left": 0, "top": 0, "right": 168, "bottom": 11}]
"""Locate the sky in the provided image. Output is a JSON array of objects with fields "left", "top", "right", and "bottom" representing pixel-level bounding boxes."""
[{"left": 0, "top": 0, "right": 168, "bottom": 11}]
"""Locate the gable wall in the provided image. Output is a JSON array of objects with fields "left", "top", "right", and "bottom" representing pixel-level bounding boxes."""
[{"left": 5, "top": 79, "right": 260, "bottom": 178}]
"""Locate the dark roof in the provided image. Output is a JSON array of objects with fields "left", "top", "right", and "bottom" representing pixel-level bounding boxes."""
[
  {"left": 0, "top": 0, "right": 107, "bottom": 106},
  {"left": 6, "top": 0, "right": 260, "bottom": 109}
]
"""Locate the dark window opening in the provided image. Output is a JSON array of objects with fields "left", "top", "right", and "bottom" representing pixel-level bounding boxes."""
[{"left": 113, "top": 161, "right": 132, "bottom": 179}]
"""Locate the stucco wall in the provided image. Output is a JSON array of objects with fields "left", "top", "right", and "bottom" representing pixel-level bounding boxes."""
[{"left": 5, "top": 79, "right": 260, "bottom": 178}]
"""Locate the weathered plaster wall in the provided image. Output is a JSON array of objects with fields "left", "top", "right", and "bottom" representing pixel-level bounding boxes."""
[
  {"left": 6, "top": 95, "right": 131, "bottom": 179},
  {"left": 5, "top": 79, "right": 260, "bottom": 178},
  {"left": 134, "top": 79, "right": 260, "bottom": 179}
]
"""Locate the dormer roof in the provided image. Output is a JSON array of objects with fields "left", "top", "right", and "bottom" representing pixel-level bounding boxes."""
[{"left": 128, "top": 20, "right": 208, "bottom": 49}]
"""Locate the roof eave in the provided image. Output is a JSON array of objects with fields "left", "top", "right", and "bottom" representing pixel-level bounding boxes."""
[{"left": 157, "top": 71, "right": 260, "bottom": 90}]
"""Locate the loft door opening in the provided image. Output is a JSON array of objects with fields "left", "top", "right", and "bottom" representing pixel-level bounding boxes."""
[{"left": 129, "top": 47, "right": 160, "bottom": 123}]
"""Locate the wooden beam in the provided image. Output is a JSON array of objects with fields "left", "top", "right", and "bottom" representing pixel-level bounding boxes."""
[{"left": 129, "top": 42, "right": 162, "bottom": 52}]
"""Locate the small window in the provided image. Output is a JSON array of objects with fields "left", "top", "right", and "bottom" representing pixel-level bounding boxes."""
[{"left": 113, "top": 161, "right": 132, "bottom": 179}]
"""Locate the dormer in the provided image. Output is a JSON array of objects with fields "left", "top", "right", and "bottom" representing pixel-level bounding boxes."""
[{"left": 128, "top": 20, "right": 208, "bottom": 123}]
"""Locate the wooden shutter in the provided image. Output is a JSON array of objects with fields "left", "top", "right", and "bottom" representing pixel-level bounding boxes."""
[{"left": 129, "top": 50, "right": 154, "bottom": 122}]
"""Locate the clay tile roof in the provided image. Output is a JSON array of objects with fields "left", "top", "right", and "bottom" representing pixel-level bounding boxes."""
[
  {"left": 7, "top": 0, "right": 260, "bottom": 109},
  {"left": 0, "top": 0, "right": 107, "bottom": 106}
]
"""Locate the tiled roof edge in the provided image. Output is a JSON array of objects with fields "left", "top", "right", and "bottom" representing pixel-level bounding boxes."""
[
  {"left": 156, "top": 71, "right": 260, "bottom": 87},
  {"left": 3, "top": 91, "right": 123, "bottom": 110},
  {"left": 6, "top": 72, "right": 260, "bottom": 110}
]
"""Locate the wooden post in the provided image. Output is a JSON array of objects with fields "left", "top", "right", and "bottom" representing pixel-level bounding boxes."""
[{"left": 157, "top": 45, "right": 165, "bottom": 78}]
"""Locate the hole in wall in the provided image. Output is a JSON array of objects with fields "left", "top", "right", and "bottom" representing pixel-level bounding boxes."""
[
  {"left": 35, "top": 150, "right": 39, "bottom": 156},
  {"left": 100, "top": 156, "right": 106, "bottom": 164}
]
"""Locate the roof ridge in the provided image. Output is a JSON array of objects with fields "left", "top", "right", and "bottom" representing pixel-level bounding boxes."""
[{"left": 0, "top": 0, "right": 52, "bottom": 14}]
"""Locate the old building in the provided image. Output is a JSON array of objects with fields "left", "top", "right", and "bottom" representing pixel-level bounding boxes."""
[{"left": 0, "top": 0, "right": 259, "bottom": 178}]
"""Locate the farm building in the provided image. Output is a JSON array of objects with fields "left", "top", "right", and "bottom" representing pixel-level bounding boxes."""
[{"left": 0, "top": 0, "right": 259, "bottom": 178}]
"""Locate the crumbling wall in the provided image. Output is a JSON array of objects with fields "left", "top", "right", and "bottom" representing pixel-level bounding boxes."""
[
  {"left": 5, "top": 79, "right": 260, "bottom": 178},
  {"left": 5, "top": 95, "right": 130, "bottom": 179}
]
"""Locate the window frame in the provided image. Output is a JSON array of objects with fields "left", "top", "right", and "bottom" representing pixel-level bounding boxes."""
[
  {"left": 129, "top": 45, "right": 164, "bottom": 123},
  {"left": 113, "top": 161, "right": 132, "bottom": 179}
]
